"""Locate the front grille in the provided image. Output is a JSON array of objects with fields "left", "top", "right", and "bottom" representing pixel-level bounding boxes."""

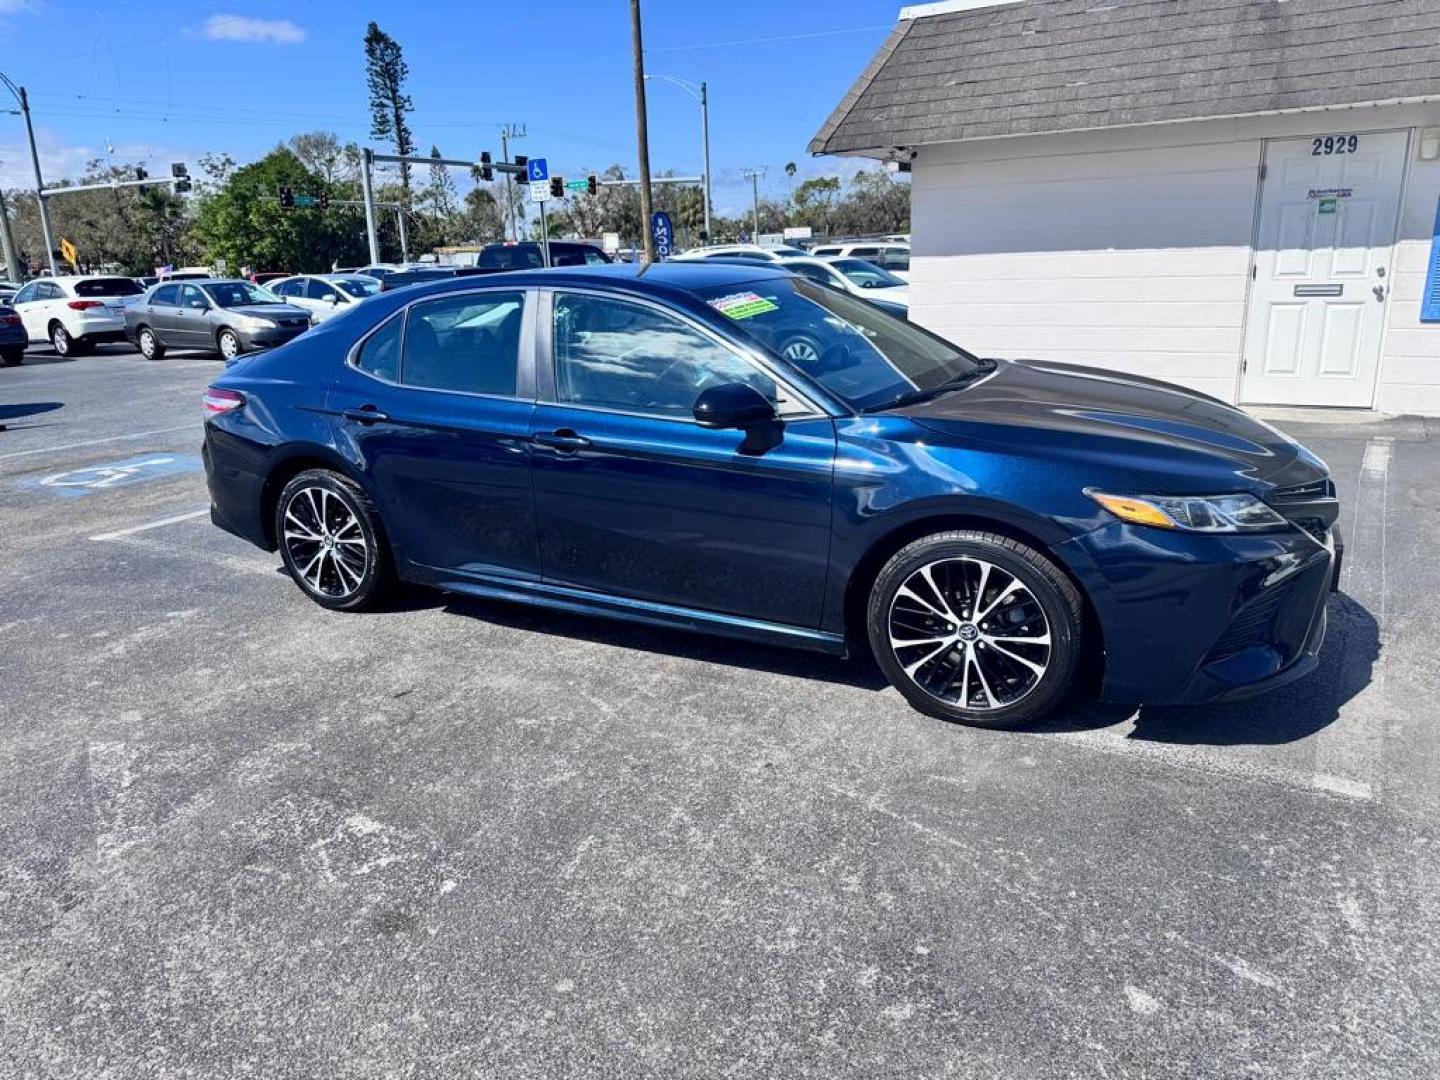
[
  {"left": 1270, "top": 477, "right": 1335, "bottom": 503},
  {"left": 1207, "top": 584, "right": 1290, "bottom": 661}
]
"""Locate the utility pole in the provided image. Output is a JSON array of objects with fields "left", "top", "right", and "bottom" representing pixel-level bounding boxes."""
[
  {"left": 500, "top": 123, "right": 525, "bottom": 241},
  {"left": 1, "top": 73, "right": 57, "bottom": 276},
  {"left": 395, "top": 207, "right": 409, "bottom": 263},
  {"left": 0, "top": 185, "right": 20, "bottom": 282},
  {"left": 630, "top": 0, "right": 655, "bottom": 264},
  {"left": 743, "top": 168, "right": 765, "bottom": 243},
  {"left": 360, "top": 148, "right": 381, "bottom": 265}
]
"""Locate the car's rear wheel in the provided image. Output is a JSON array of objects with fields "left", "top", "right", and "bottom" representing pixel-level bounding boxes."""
[
  {"left": 1, "top": 347, "right": 22, "bottom": 367},
  {"left": 867, "top": 530, "right": 1083, "bottom": 728},
  {"left": 50, "top": 323, "right": 82, "bottom": 358},
  {"left": 217, "top": 328, "right": 241, "bottom": 360},
  {"left": 137, "top": 326, "right": 165, "bottom": 360},
  {"left": 275, "top": 469, "right": 391, "bottom": 611}
]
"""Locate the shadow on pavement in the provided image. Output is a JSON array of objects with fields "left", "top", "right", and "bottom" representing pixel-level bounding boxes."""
[
  {"left": 0, "top": 401, "right": 64, "bottom": 422},
  {"left": 432, "top": 589, "right": 890, "bottom": 692}
]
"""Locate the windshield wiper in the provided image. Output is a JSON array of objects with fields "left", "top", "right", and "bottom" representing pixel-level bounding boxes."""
[{"left": 870, "top": 358, "right": 998, "bottom": 411}]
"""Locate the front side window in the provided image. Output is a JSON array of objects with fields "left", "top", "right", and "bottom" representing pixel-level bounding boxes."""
[
  {"left": 786, "top": 262, "right": 842, "bottom": 288},
  {"left": 402, "top": 291, "right": 524, "bottom": 396},
  {"left": 334, "top": 277, "right": 381, "bottom": 299},
  {"left": 695, "top": 276, "right": 980, "bottom": 412},
  {"left": 37, "top": 282, "right": 62, "bottom": 301},
  {"left": 306, "top": 279, "right": 341, "bottom": 302},
  {"left": 180, "top": 285, "right": 208, "bottom": 309},
  {"left": 354, "top": 312, "right": 402, "bottom": 382},
  {"left": 553, "top": 292, "right": 781, "bottom": 418}
]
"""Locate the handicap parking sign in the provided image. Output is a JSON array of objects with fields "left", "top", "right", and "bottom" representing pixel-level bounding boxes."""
[
  {"left": 527, "top": 158, "right": 549, "bottom": 184},
  {"left": 22, "top": 453, "right": 201, "bottom": 497}
]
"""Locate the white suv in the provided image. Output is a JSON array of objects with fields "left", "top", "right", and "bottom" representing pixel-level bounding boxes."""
[{"left": 10, "top": 275, "right": 145, "bottom": 357}]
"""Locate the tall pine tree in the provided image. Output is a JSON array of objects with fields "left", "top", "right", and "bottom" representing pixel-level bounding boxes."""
[{"left": 363, "top": 22, "right": 415, "bottom": 211}]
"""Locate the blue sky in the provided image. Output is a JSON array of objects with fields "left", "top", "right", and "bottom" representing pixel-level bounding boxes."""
[{"left": 0, "top": 0, "right": 899, "bottom": 213}]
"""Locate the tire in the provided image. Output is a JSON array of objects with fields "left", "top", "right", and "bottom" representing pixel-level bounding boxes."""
[
  {"left": 217, "top": 328, "right": 241, "bottom": 360},
  {"left": 1, "top": 347, "right": 22, "bottom": 367},
  {"left": 274, "top": 469, "right": 391, "bottom": 612},
  {"left": 137, "top": 326, "right": 165, "bottom": 360},
  {"left": 866, "top": 530, "right": 1083, "bottom": 728},
  {"left": 50, "top": 322, "right": 80, "bottom": 358}
]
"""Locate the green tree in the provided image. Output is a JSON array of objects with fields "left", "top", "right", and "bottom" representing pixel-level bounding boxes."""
[
  {"left": 832, "top": 169, "right": 910, "bottom": 236},
  {"left": 189, "top": 147, "right": 366, "bottom": 271},
  {"left": 364, "top": 22, "right": 416, "bottom": 209},
  {"left": 792, "top": 175, "right": 841, "bottom": 234}
]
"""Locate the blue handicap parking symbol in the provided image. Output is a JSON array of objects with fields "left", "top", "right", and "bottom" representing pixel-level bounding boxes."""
[
  {"left": 527, "top": 157, "right": 549, "bottom": 184},
  {"left": 22, "top": 453, "right": 202, "bottom": 497}
]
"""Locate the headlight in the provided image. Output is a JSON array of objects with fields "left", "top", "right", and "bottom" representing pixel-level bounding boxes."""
[
  {"left": 231, "top": 314, "right": 275, "bottom": 332},
  {"left": 1088, "top": 491, "right": 1286, "bottom": 532}
]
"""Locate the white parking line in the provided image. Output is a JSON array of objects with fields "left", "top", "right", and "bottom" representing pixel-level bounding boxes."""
[
  {"left": 90, "top": 508, "right": 210, "bottom": 542},
  {"left": 0, "top": 424, "right": 196, "bottom": 462}
]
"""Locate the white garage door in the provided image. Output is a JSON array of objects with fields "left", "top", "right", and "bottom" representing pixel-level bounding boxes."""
[{"left": 1241, "top": 130, "right": 1407, "bottom": 407}]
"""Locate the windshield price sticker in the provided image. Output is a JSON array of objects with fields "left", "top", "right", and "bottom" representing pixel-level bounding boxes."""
[{"left": 708, "top": 292, "right": 778, "bottom": 320}]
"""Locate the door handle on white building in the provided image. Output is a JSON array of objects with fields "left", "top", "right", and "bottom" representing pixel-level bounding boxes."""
[{"left": 1372, "top": 284, "right": 1386, "bottom": 301}]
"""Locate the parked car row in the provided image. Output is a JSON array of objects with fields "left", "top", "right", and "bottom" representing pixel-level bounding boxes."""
[{"left": 2, "top": 242, "right": 905, "bottom": 367}]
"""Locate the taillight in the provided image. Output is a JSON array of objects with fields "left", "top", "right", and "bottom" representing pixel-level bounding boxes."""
[
  {"left": 0, "top": 315, "right": 19, "bottom": 326},
  {"left": 67, "top": 299, "right": 105, "bottom": 310},
  {"left": 203, "top": 387, "right": 245, "bottom": 415}
]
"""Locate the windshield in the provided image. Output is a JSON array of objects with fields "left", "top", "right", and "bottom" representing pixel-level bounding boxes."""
[
  {"left": 695, "top": 277, "right": 980, "bottom": 412},
  {"left": 831, "top": 258, "right": 906, "bottom": 289},
  {"left": 333, "top": 277, "right": 382, "bottom": 299},
  {"left": 205, "top": 281, "right": 281, "bottom": 307},
  {"left": 75, "top": 278, "right": 142, "bottom": 297}
]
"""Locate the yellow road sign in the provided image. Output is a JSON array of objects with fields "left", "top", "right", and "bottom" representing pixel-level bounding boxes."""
[{"left": 59, "top": 237, "right": 78, "bottom": 268}]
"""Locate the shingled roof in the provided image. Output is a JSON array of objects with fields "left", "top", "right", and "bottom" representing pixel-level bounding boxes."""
[{"left": 810, "top": 0, "right": 1440, "bottom": 156}]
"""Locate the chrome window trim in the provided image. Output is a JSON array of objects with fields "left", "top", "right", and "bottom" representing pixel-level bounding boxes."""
[{"left": 541, "top": 285, "right": 829, "bottom": 422}]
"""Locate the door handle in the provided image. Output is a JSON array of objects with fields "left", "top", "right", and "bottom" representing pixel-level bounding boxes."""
[
  {"left": 1373, "top": 284, "right": 1386, "bottom": 301},
  {"left": 531, "top": 429, "right": 592, "bottom": 452},
  {"left": 343, "top": 407, "right": 389, "bottom": 424}
]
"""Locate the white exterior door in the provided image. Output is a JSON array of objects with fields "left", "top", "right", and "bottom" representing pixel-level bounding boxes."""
[{"left": 1241, "top": 130, "right": 1407, "bottom": 407}]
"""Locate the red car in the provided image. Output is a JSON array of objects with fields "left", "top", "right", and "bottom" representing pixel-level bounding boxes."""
[{"left": 249, "top": 272, "right": 289, "bottom": 286}]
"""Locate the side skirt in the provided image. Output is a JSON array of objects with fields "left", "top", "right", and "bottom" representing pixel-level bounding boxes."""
[{"left": 404, "top": 563, "right": 848, "bottom": 656}]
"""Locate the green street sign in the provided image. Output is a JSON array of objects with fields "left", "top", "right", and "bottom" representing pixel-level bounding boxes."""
[
  {"left": 564, "top": 179, "right": 589, "bottom": 192},
  {"left": 293, "top": 194, "right": 318, "bottom": 208}
]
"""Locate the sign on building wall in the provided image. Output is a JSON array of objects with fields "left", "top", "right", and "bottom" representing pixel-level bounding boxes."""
[{"left": 1423, "top": 197, "right": 1440, "bottom": 323}]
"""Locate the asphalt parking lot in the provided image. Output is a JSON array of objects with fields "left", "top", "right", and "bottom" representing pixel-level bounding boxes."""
[{"left": 2, "top": 344, "right": 1438, "bottom": 1079}]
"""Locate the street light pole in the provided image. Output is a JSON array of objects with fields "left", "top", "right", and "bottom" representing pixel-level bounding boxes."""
[
  {"left": 1, "top": 74, "right": 57, "bottom": 276},
  {"left": 500, "top": 123, "right": 525, "bottom": 242},
  {"left": 743, "top": 168, "right": 764, "bottom": 243},
  {"left": 645, "top": 75, "right": 712, "bottom": 243}
]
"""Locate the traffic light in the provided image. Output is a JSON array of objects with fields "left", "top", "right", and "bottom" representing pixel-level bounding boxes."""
[
  {"left": 514, "top": 155, "right": 528, "bottom": 185},
  {"left": 279, "top": 185, "right": 294, "bottom": 208},
  {"left": 586, "top": 174, "right": 598, "bottom": 197},
  {"left": 478, "top": 151, "right": 493, "bottom": 182},
  {"left": 135, "top": 166, "right": 148, "bottom": 194},
  {"left": 170, "top": 163, "right": 190, "bottom": 193},
  {"left": 318, "top": 190, "right": 331, "bottom": 210},
  {"left": 174, "top": 177, "right": 192, "bottom": 194},
  {"left": 549, "top": 176, "right": 564, "bottom": 199}
]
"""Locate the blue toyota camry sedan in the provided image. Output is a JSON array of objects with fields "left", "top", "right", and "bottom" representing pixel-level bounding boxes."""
[{"left": 202, "top": 263, "right": 1340, "bottom": 728}]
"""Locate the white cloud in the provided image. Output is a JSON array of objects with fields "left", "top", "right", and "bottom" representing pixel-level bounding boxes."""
[
  {"left": 0, "top": 129, "right": 202, "bottom": 189},
  {"left": 202, "top": 14, "right": 306, "bottom": 45}
]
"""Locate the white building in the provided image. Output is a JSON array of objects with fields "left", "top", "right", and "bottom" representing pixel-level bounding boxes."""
[{"left": 811, "top": 0, "right": 1440, "bottom": 415}]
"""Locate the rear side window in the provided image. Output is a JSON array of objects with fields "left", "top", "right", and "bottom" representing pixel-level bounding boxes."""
[
  {"left": 75, "top": 277, "right": 142, "bottom": 297},
  {"left": 401, "top": 291, "right": 524, "bottom": 396},
  {"left": 354, "top": 312, "right": 402, "bottom": 382}
]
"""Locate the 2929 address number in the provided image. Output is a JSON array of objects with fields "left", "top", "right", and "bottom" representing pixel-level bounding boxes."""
[{"left": 1312, "top": 134, "right": 1359, "bottom": 156}]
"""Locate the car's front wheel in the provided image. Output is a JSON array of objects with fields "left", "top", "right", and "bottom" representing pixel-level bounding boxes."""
[
  {"left": 217, "top": 328, "right": 242, "bottom": 360},
  {"left": 275, "top": 469, "right": 391, "bottom": 611},
  {"left": 867, "top": 530, "right": 1083, "bottom": 728},
  {"left": 137, "top": 326, "right": 165, "bottom": 360}
]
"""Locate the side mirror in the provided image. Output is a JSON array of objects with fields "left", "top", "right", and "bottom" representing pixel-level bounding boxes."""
[
  {"left": 692, "top": 382, "right": 777, "bottom": 429},
  {"left": 326, "top": 294, "right": 340, "bottom": 305}
]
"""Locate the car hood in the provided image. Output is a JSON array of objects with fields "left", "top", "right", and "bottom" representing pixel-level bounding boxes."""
[
  {"left": 227, "top": 303, "right": 310, "bottom": 321},
  {"left": 903, "top": 357, "right": 1325, "bottom": 487}
]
